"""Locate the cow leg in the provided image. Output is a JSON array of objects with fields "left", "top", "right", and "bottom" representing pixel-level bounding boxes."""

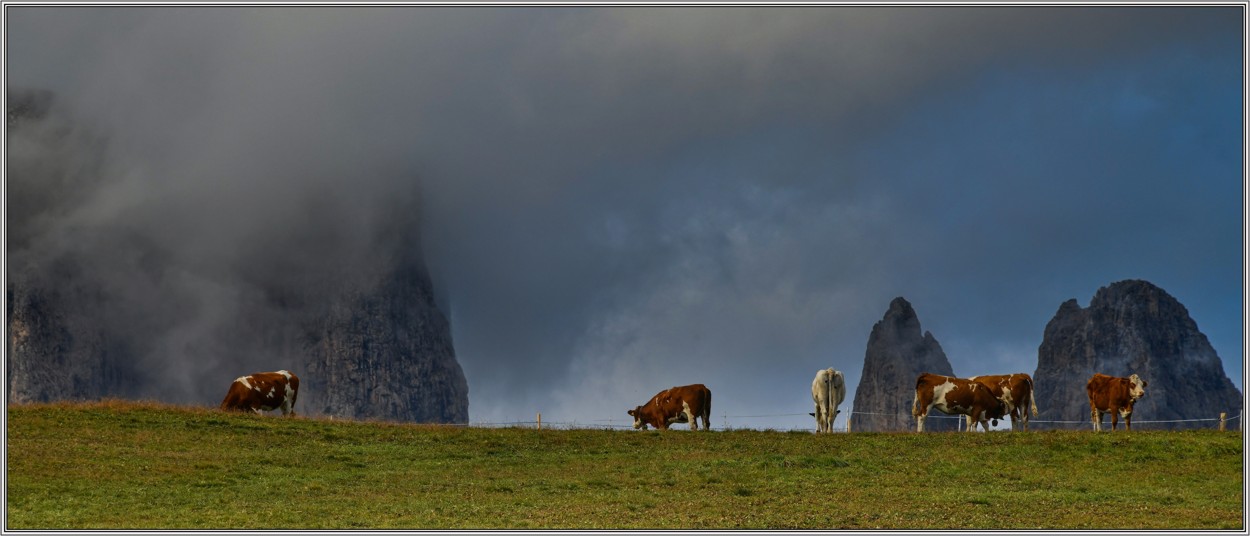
[
  {"left": 1110, "top": 409, "right": 1119, "bottom": 431},
  {"left": 916, "top": 414, "right": 926, "bottom": 432},
  {"left": 814, "top": 404, "right": 824, "bottom": 433},
  {"left": 1091, "top": 408, "right": 1101, "bottom": 432},
  {"left": 1121, "top": 409, "right": 1132, "bottom": 431}
]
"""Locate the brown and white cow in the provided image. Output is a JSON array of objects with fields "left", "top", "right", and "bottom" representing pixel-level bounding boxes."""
[
  {"left": 966, "top": 373, "right": 1039, "bottom": 431},
  {"left": 1086, "top": 373, "right": 1146, "bottom": 431},
  {"left": 220, "top": 370, "right": 300, "bottom": 416},
  {"left": 627, "top": 384, "right": 712, "bottom": 431},
  {"left": 913, "top": 372, "right": 1007, "bottom": 432}
]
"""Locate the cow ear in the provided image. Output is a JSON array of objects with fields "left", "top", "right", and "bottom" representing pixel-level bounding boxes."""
[{"left": 627, "top": 409, "right": 636, "bottom": 417}]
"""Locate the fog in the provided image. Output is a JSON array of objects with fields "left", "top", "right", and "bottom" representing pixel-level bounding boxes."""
[{"left": 6, "top": 7, "right": 1242, "bottom": 429}]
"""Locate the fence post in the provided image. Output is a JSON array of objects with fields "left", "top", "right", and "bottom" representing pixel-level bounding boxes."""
[
  {"left": 1219, "top": 412, "right": 1226, "bottom": 432},
  {"left": 846, "top": 416, "right": 851, "bottom": 433},
  {"left": 537, "top": 412, "right": 542, "bottom": 430}
]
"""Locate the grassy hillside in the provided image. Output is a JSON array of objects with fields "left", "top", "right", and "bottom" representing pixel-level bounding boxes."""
[{"left": 6, "top": 401, "right": 1244, "bottom": 529}]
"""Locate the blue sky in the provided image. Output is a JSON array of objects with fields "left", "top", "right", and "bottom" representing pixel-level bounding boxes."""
[{"left": 6, "top": 6, "right": 1244, "bottom": 430}]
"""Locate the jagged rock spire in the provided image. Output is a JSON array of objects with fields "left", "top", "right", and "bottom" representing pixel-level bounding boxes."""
[{"left": 850, "top": 297, "right": 958, "bottom": 432}]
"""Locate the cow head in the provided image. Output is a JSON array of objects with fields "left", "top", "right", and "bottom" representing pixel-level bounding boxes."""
[
  {"left": 992, "top": 396, "right": 1009, "bottom": 426},
  {"left": 980, "top": 384, "right": 1010, "bottom": 423},
  {"left": 627, "top": 407, "right": 648, "bottom": 430},
  {"left": 1128, "top": 374, "right": 1147, "bottom": 400}
]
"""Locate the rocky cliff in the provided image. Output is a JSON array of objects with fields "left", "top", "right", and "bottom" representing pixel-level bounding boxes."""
[
  {"left": 299, "top": 216, "right": 468, "bottom": 423},
  {"left": 1033, "top": 279, "right": 1241, "bottom": 430},
  {"left": 6, "top": 91, "right": 468, "bottom": 423},
  {"left": 7, "top": 89, "right": 134, "bottom": 403},
  {"left": 850, "top": 297, "right": 959, "bottom": 432}
]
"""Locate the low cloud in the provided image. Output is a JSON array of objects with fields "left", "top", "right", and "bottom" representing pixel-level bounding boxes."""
[{"left": 6, "top": 7, "right": 1241, "bottom": 426}]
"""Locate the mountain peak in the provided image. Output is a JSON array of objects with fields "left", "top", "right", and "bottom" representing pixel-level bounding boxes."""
[
  {"left": 850, "top": 297, "right": 956, "bottom": 432},
  {"left": 1033, "top": 280, "right": 1240, "bottom": 429}
]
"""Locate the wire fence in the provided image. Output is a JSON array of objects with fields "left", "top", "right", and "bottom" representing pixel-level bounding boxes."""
[
  {"left": 1026, "top": 413, "right": 1242, "bottom": 429},
  {"left": 459, "top": 410, "right": 1243, "bottom": 432}
]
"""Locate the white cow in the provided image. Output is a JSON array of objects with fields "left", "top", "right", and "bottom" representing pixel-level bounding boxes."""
[{"left": 811, "top": 368, "right": 846, "bottom": 433}]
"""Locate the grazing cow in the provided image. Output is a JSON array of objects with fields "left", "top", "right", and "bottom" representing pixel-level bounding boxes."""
[
  {"left": 1086, "top": 373, "right": 1147, "bottom": 431},
  {"left": 220, "top": 370, "right": 300, "bottom": 416},
  {"left": 966, "top": 373, "right": 1039, "bottom": 431},
  {"left": 913, "top": 372, "right": 1007, "bottom": 432},
  {"left": 628, "top": 384, "right": 712, "bottom": 431},
  {"left": 810, "top": 368, "right": 846, "bottom": 433}
]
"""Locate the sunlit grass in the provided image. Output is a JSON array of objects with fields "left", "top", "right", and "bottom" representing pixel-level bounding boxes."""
[{"left": 6, "top": 401, "right": 1243, "bottom": 529}]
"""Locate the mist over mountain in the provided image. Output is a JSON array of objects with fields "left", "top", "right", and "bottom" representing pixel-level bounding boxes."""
[
  {"left": 6, "top": 91, "right": 467, "bottom": 422},
  {"left": 5, "top": 8, "right": 1241, "bottom": 429}
]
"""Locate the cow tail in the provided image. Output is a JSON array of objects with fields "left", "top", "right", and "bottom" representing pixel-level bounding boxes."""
[
  {"left": 291, "top": 376, "right": 300, "bottom": 414},
  {"left": 1027, "top": 376, "right": 1039, "bottom": 417},
  {"left": 704, "top": 388, "right": 712, "bottom": 426}
]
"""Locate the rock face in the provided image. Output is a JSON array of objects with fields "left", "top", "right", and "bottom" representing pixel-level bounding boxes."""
[
  {"left": 6, "top": 91, "right": 469, "bottom": 423},
  {"left": 6, "top": 89, "right": 135, "bottom": 404},
  {"left": 850, "top": 297, "right": 959, "bottom": 432},
  {"left": 1033, "top": 279, "right": 1241, "bottom": 430},
  {"left": 301, "top": 225, "right": 468, "bottom": 423}
]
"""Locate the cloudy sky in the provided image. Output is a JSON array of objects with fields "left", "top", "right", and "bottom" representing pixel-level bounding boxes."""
[{"left": 6, "top": 6, "right": 1243, "bottom": 430}]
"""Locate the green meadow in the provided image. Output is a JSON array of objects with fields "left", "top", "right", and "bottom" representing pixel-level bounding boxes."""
[{"left": 6, "top": 401, "right": 1243, "bottom": 529}]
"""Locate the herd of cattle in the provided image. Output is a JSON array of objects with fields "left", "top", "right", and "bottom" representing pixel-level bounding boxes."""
[
  {"left": 624, "top": 370, "right": 1148, "bottom": 432},
  {"left": 218, "top": 368, "right": 1148, "bottom": 433}
]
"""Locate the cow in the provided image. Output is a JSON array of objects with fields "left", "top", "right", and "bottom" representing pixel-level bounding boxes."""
[
  {"left": 965, "top": 373, "right": 1039, "bottom": 431},
  {"left": 220, "top": 370, "right": 300, "bottom": 416},
  {"left": 627, "top": 384, "right": 712, "bottom": 431},
  {"left": 810, "top": 368, "right": 846, "bottom": 433},
  {"left": 913, "top": 372, "right": 1008, "bottom": 432},
  {"left": 1086, "top": 373, "right": 1147, "bottom": 431}
]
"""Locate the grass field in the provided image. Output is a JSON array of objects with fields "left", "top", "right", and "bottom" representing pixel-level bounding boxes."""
[{"left": 6, "top": 400, "right": 1244, "bottom": 530}]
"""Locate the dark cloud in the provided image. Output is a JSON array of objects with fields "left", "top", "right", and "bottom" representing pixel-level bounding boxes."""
[{"left": 6, "top": 7, "right": 1242, "bottom": 428}]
